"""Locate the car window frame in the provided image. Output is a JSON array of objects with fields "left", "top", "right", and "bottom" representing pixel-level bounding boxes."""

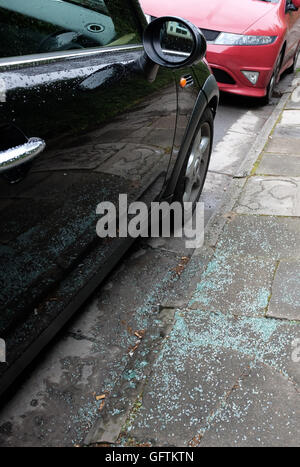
[
  {"left": 0, "top": 0, "right": 146, "bottom": 65},
  {"left": 0, "top": 44, "right": 144, "bottom": 71}
]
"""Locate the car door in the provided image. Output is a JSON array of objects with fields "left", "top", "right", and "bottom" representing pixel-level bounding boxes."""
[{"left": 0, "top": 0, "right": 177, "bottom": 391}]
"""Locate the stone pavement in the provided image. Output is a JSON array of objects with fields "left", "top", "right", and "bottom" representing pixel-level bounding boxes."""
[{"left": 86, "top": 72, "right": 300, "bottom": 447}]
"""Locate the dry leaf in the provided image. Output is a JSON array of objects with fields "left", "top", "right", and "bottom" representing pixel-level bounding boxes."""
[
  {"left": 134, "top": 330, "right": 145, "bottom": 339},
  {"left": 223, "top": 211, "right": 237, "bottom": 222},
  {"left": 96, "top": 394, "right": 106, "bottom": 401},
  {"left": 99, "top": 401, "right": 105, "bottom": 411}
]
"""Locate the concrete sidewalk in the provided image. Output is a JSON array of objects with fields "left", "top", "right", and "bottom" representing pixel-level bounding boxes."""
[{"left": 86, "top": 72, "right": 300, "bottom": 448}]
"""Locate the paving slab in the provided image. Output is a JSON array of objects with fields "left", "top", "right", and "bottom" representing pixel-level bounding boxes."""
[
  {"left": 286, "top": 101, "right": 300, "bottom": 110},
  {"left": 256, "top": 153, "right": 300, "bottom": 176},
  {"left": 271, "top": 125, "right": 300, "bottom": 139},
  {"left": 236, "top": 176, "right": 300, "bottom": 216},
  {"left": 265, "top": 137, "right": 300, "bottom": 155},
  {"left": 123, "top": 310, "right": 300, "bottom": 447},
  {"left": 279, "top": 109, "right": 300, "bottom": 126},
  {"left": 215, "top": 215, "right": 300, "bottom": 260},
  {"left": 286, "top": 87, "right": 300, "bottom": 109},
  {"left": 125, "top": 345, "right": 251, "bottom": 447},
  {"left": 200, "top": 363, "right": 300, "bottom": 447},
  {"left": 267, "top": 260, "right": 300, "bottom": 321},
  {"left": 188, "top": 252, "right": 275, "bottom": 316}
]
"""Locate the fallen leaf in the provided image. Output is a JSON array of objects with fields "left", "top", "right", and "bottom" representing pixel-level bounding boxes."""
[
  {"left": 99, "top": 401, "right": 105, "bottom": 411},
  {"left": 189, "top": 433, "right": 203, "bottom": 447},
  {"left": 96, "top": 394, "right": 106, "bottom": 401},
  {"left": 223, "top": 211, "right": 237, "bottom": 222},
  {"left": 134, "top": 330, "right": 145, "bottom": 339}
]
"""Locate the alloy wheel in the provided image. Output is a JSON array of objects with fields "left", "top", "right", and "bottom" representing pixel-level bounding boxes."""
[{"left": 182, "top": 121, "right": 211, "bottom": 205}]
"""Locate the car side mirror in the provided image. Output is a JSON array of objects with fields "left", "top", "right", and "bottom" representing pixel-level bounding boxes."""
[{"left": 143, "top": 16, "right": 207, "bottom": 69}]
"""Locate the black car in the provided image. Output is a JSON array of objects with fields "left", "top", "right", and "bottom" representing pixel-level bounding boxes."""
[{"left": 0, "top": 0, "right": 219, "bottom": 395}]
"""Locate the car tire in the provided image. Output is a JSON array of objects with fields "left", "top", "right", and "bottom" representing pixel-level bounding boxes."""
[
  {"left": 286, "top": 44, "right": 300, "bottom": 74},
  {"left": 173, "top": 107, "right": 213, "bottom": 210},
  {"left": 263, "top": 52, "right": 283, "bottom": 104}
]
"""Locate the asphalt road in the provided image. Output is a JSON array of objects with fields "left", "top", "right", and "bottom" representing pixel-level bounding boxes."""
[{"left": 0, "top": 79, "right": 289, "bottom": 446}]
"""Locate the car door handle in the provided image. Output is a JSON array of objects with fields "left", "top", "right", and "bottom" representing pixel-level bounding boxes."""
[{"left": 0, "top": 137, "right": 46, "bottom": 172}]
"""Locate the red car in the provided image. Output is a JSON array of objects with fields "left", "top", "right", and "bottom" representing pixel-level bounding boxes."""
[{"left": 141, "top": 0, "right": 300, "bottom": 101}]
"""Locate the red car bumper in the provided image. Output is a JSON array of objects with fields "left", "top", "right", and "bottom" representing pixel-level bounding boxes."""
[{"left": 206, "top": 42, "right": 281, "bottom": 98}]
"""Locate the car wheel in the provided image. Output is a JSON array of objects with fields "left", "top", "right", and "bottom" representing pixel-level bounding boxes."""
[
  {"left": 286, "top": 44, "right": 300, "bottom": 74},
  {"left": 173, "top": 107, "right": 213, "bottom": 210},
  {"left": 264, "top": 52, "right": 283, "bottom": 104}
]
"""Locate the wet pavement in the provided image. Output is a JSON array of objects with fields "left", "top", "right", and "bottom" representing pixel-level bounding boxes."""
[
  {"left": 0, "top": 69, "right": 298, "bottom": 447},
  {"left": 107, "top": 71, "right": 300, "bottom": 447}
]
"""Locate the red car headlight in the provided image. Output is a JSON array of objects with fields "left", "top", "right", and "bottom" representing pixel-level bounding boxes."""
[{"left": 214, "top": 33, "right": 277, "bottom": 46}]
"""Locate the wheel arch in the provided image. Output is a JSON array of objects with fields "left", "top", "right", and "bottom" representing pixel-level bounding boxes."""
[
  {"left": 279, "top": 41, "right": 287, "bottom": 70},
  {"left": 162, "top": 75, "right": 219, "bottom": 201},
  {"left": 208, "top": 95, "right": 219, "bottom": 118}
]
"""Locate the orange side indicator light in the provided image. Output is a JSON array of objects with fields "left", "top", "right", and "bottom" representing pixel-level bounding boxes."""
[{"left": 180, "top": 77, "right": 187, "bottom": 88}]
